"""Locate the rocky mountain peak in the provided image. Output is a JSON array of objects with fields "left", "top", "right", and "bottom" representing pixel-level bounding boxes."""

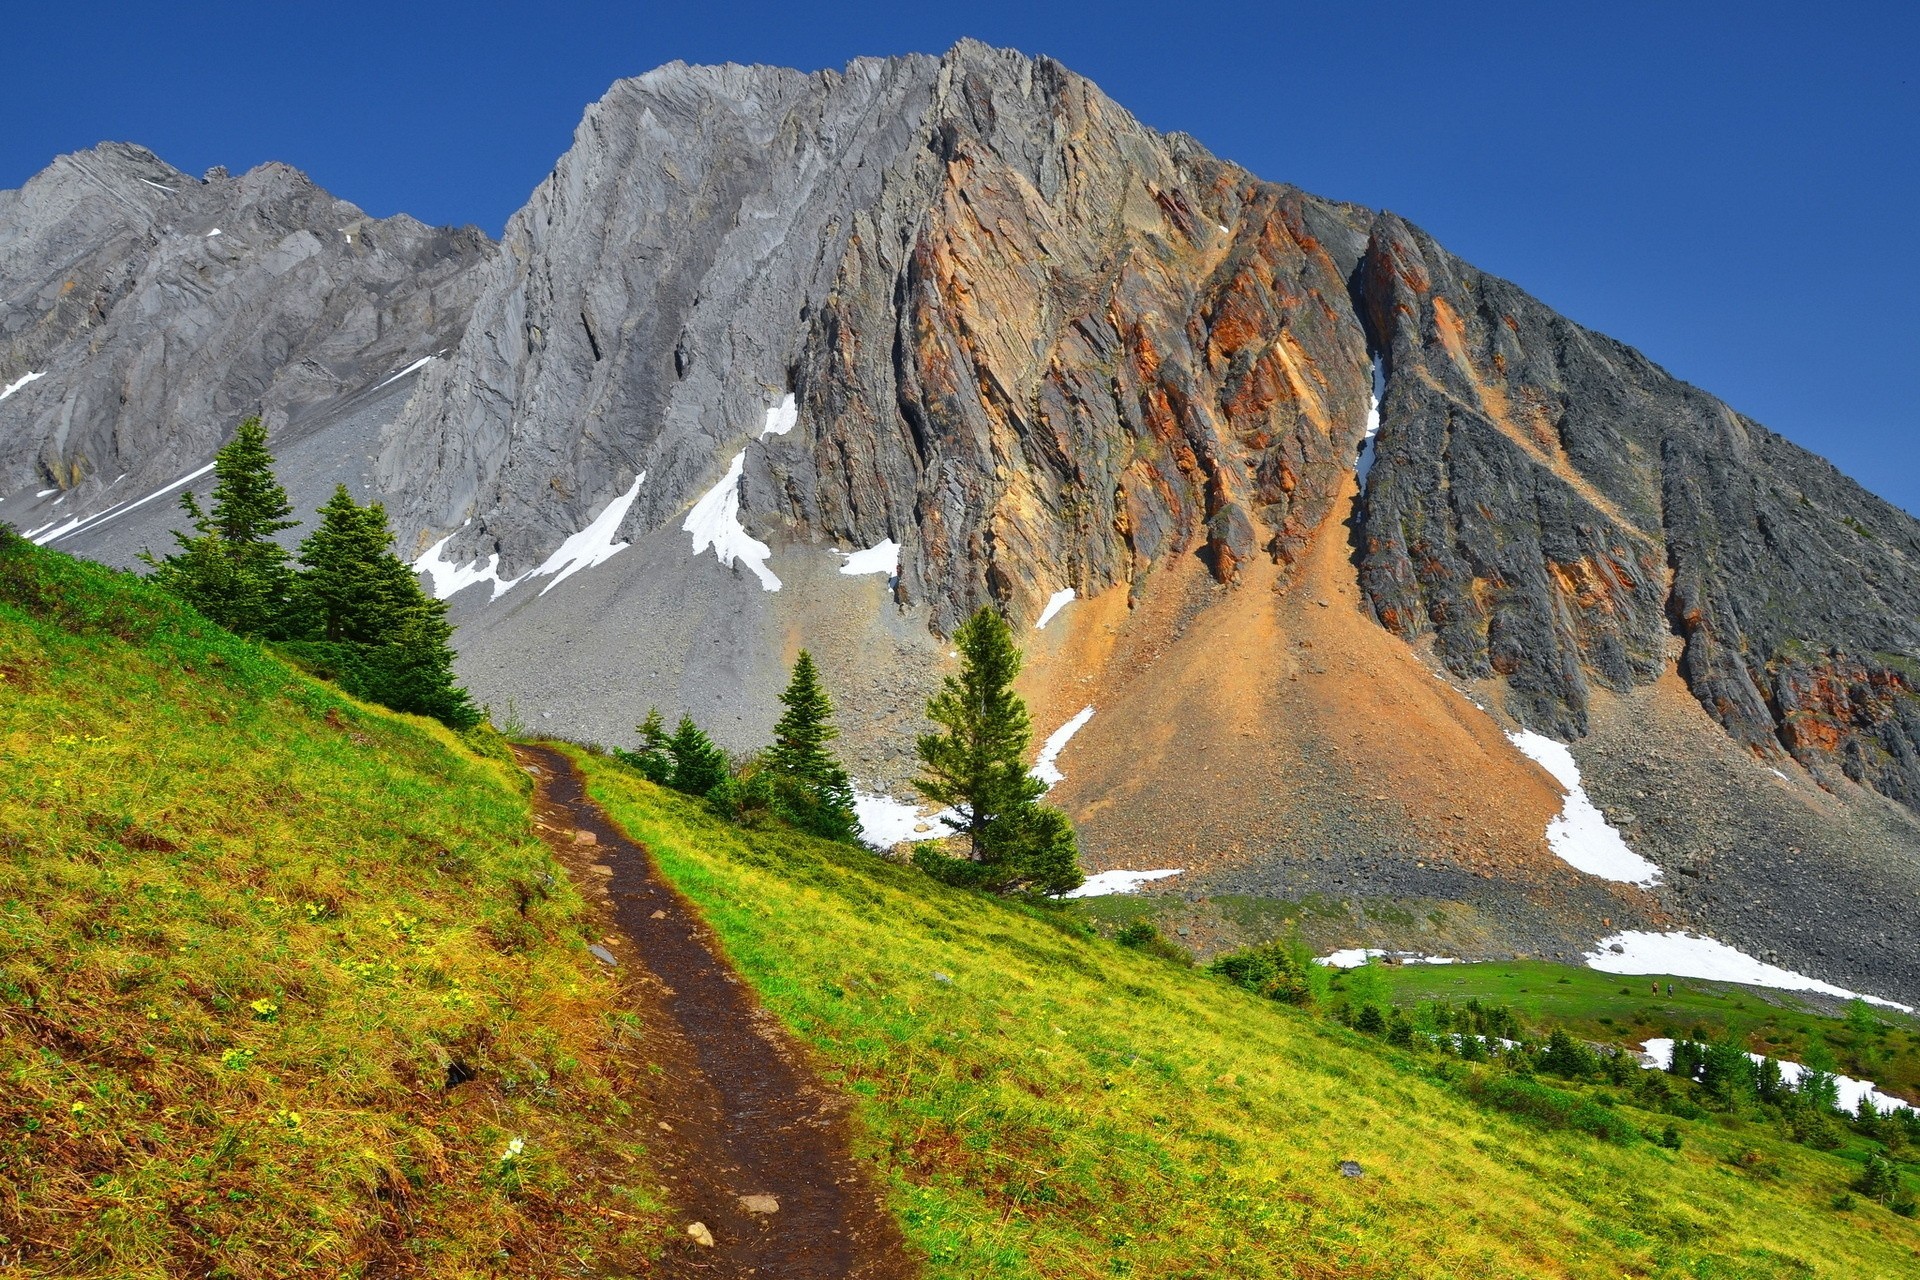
[{"left": 5, "top": 44, "right": 1917, "bottom": 1006}]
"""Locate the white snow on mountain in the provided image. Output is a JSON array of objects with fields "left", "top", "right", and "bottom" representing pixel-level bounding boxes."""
[
  {"left": 684, "top": 452, "right": 780, "bottom": 591},
  {"left": 1507, "top": 730, "right": 1662, "bottom": 886}
]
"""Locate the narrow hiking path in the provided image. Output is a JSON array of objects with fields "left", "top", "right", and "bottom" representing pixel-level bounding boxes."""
[{"left": 516, "top": 745, "right": 917, "bottom": 1280}]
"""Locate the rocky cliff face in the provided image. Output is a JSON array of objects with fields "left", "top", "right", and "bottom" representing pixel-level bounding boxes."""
[
  {"left": 1356, "top": 213, "right": 1920, "bottom": 805},
  {"left": 0, "top": 143, "right": 491, "bottom": 510},
  {"left": 6, "top": 42, "right": 1917, "bottom": 1002}
]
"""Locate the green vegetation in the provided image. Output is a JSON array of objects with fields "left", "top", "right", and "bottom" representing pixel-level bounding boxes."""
[
  {"left": 1364, "top": 959, "right": 1920, "bottom": 1101},
  {"left": 912, "top": 605, "right": 1081, "bottom": 896},
  {"left": 616, "top": 655, "right": 865, "bottom": 844},
  {"left": 567, "top": 745, "right": 1920, "bottom": 1278},
  {"left": 140, "top": 419, "right": 476, "bottom": 728},
  {"left": 140, "top": 417, "right": 296, "bottom": 640},
  {"left": 760, "top": 650, "right": 859, "bottom": 843},
  {"left": 0, "top": 532, "right": 670, "bottom": 1276}
]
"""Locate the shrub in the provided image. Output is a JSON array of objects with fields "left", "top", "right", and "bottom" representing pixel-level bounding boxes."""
[
  {"left": 1114, "top": 922, "right": 1193, "bottom": 966},
  {"left": 1460, "top": 1072, "right": 1640, "bottom": 1145},
  {"left": 1207, "top": 936, "right": 1326, "bottom": 1006}
]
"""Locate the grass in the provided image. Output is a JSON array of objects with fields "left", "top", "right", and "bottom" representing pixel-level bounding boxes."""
[
  {"left": 1363, "top": 960, "right": 1920, "bottom": 1100},
  {"left": 0, "top": 534, "right": 672, "bottom": 1276},
  {"left": 565, "top": 745, "right": 1920, "bottom": 1279}
]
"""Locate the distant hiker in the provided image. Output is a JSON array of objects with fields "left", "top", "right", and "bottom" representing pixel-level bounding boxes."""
[
  {"left": 1666, "top": 983, "right": 1673, "bottom": 996},
  {"left": 1651, "top": 982, "right": 1658, "bottom": 995}
]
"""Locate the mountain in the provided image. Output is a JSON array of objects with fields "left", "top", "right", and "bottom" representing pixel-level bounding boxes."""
[{"left": 1, "top": 41, "right": 1915, "bottom": 1007}]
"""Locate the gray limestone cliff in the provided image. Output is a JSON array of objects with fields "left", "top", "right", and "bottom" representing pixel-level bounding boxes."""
[{"left": 0, "top": 143, "right": 492, "bottom": 511}]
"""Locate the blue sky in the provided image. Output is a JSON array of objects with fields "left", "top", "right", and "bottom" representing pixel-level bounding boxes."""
[{"left": 5, "top": 1, "right": 1915, "bottom": 513}]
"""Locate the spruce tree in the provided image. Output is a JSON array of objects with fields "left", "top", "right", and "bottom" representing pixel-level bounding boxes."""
[
  {"left": 371, "top": 597, "right": 480, "bottom": 729},
  {"left": 277, "top": 485, "right": 478, "bottom": 729},
  {"left": 914, "top": 605, "right": 1082, "bottom": 895},
  {"left": 666, "top": 716, "right": 729, "bottom": 797},
  {"left": 916, "top": 606, "right": 1045, "bottom": 844},
  {"left": 141, "top": 416, "right": 296, "bottom": 636},
  {"left": 615, "top": 709, "right": 675, "bottom": 785},
  {"left": 765, "top": 651, "right": 858, "bottom": 842},
  {"left": 289, "top": 486, "right": 421, "bottom": 642}
]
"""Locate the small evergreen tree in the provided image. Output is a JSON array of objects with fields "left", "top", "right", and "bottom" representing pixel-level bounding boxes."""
[
  {"left": 275, "top": 486, "right": 478, "bottom": 729},
  {"left": 141, "top": 416, "right": 296, "bottom": 636},
  {"left": 1700, "top": 1033, "right": 1754, "bottom": 1101},
  {"left": 1756, "top": 1055, "right": 1787, "bottom": 1104},
  {"left": 1541, "top": 1028, "right": 1595, "bottom": 1079},
  {"left": 763, "top": 651, "right": 859, "bottom": 843},
  {"left": 666, "top": 716, "right": 728, "bottom": 797},
  {"left": 289, "top": 486, "right": 422, "bottom": 642},
  {"left": 914, "top": 605, "right": 1082, "bottom": 895},
  {"left": 615, "top": 709, "right": 675, "bottom": 784},
  {"left": 1858, "top": 1154, "right": 1900, "bottom": 1203}
]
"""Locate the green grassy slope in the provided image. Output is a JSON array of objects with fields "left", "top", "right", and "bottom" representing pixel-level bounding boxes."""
[
  {"left": 0, "top": 534, "right": 670, "bottom": 1277},
  {"left": 567, "top": 746, "right": 1920, "bottom": 1280}
]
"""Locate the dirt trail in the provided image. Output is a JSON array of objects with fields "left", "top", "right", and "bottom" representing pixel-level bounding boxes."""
[{"left": 516, "top": 745, "right": 916, "bottom": 1280}]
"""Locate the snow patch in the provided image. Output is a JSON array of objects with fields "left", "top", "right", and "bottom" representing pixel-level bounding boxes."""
[
  {"left": 139, "top": 178, "right": 174, "bottom": 193},
  {"left": 1507, "top": 730, "right": 1662, "bottom": 885},
  {"left": 374, "top": 355, "right": 437, "bottom": 390},
  {"left": 683, "top": 452, "right": 780, "bottom": 591},
  {"left": 852, "top": 790, "right": 954, "bottom": 850},
  {"left": 413, "top": 523, "right": 523, "bottom": 602},
  {"left": 528, "top": 473, "right": 645, "bottom": 596},
  {"left": 1588, "top": 931, "right": 1912, "bottom": 1012},
  {"left": 1316, "top": 949, "right": 1460, "bottom": 968},
  {"left": 1638, "top": 1038, "right": 1913, "bottom": 1115},
  {"left": 205, "top": 228, "right": 222, "bottom": 237},
  {"left": 838, "top": 538, "right": 899, "bottom": 579},
  {"left": 1035, "top": 587, "right": 1076, "bottom": 630},
  {"left": 1354, "top": 357, "right": 1384, "bottom": 488},
  {"left": 35, "top": 461, "right": 216, "bottom": 545},
  {"left": 1058, "top": 869, "right": 1184, "bottom": 899},
  {"left": 758, "top": 393, "right": 798, "bottom": 438},
  {"left": 35, "top": 489, "right": 56, "bottom": 498},
  {"left": 1, "top": 370, "right": 47, "bottom": 401},
  {"left": 1032, "top": 706, "right": 1094, "bottom": 789},
  {"left": 1769, "top": 768, "right": 1790, "bottom": 782}
]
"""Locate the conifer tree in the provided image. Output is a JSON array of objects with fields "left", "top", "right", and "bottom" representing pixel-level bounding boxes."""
[
  {"left": 914, "top": 605, "right": 1082, "bottom": 895},
  {"left": 289, "top": 485, "right": 422, "bottom": 642},
  {"left": 615, "top": 709, "right": 675, "bottom": 784},
  {"left": 666, "top": 716, "right": 729, "bottom": 797},
  {"left": 917, "top": 606, "right": 1045, "bottom": 844},
  {"left": 278, "top": 485, "right": 478, "bottom": 729},
  {"left": 372, "top": 596, "right": 480, "bottom": 729},
  {"left": 141, "top": 416, "right": 296, "bottom": 636},
  {"left": 764, "top": 651, "right": 858, "bottom": 842}
]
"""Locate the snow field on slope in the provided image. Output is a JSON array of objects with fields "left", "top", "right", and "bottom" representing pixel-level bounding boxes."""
[
  {"left": 1035, "top": 587, "right": 1075, "bottom": 629},
  {"left": 684, "top": 451, "right": 780, "bottom": 591},
  {"left": 838, "top": 538, "right": 899, "bottom": 578},
  {"left": 851, "top": 791, "right": 955, "bottom": 850},
  {"left": 1, "top": 370, "right": 47, "bottom": 401},
  {"left": 1032, "top": 706, "right": 1094, "bottom": 789},
  {"left": 26, "top": 462, "right": 216, "bottom": 546},
  {"left": 414, "top": 475, "right": 646, "bottom": 601},
  {"left": 1354, "top": 357, "right": 1384, "bottom": 487},
  {"left": 1315, "top": 949, "right": 1460, "bottom": 968},
  {"left": 758, "top": 393, "right": 798, "bottom": 437},
  {"left": 1586, "top": 931, "right": 1913, "bottom": 1013},
  {"left": 1059, "top": 869, "right": 1185, "bottom": 899},
  {"left": 1506, "top": 730, "right": 1662, "bottom": 886}
]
